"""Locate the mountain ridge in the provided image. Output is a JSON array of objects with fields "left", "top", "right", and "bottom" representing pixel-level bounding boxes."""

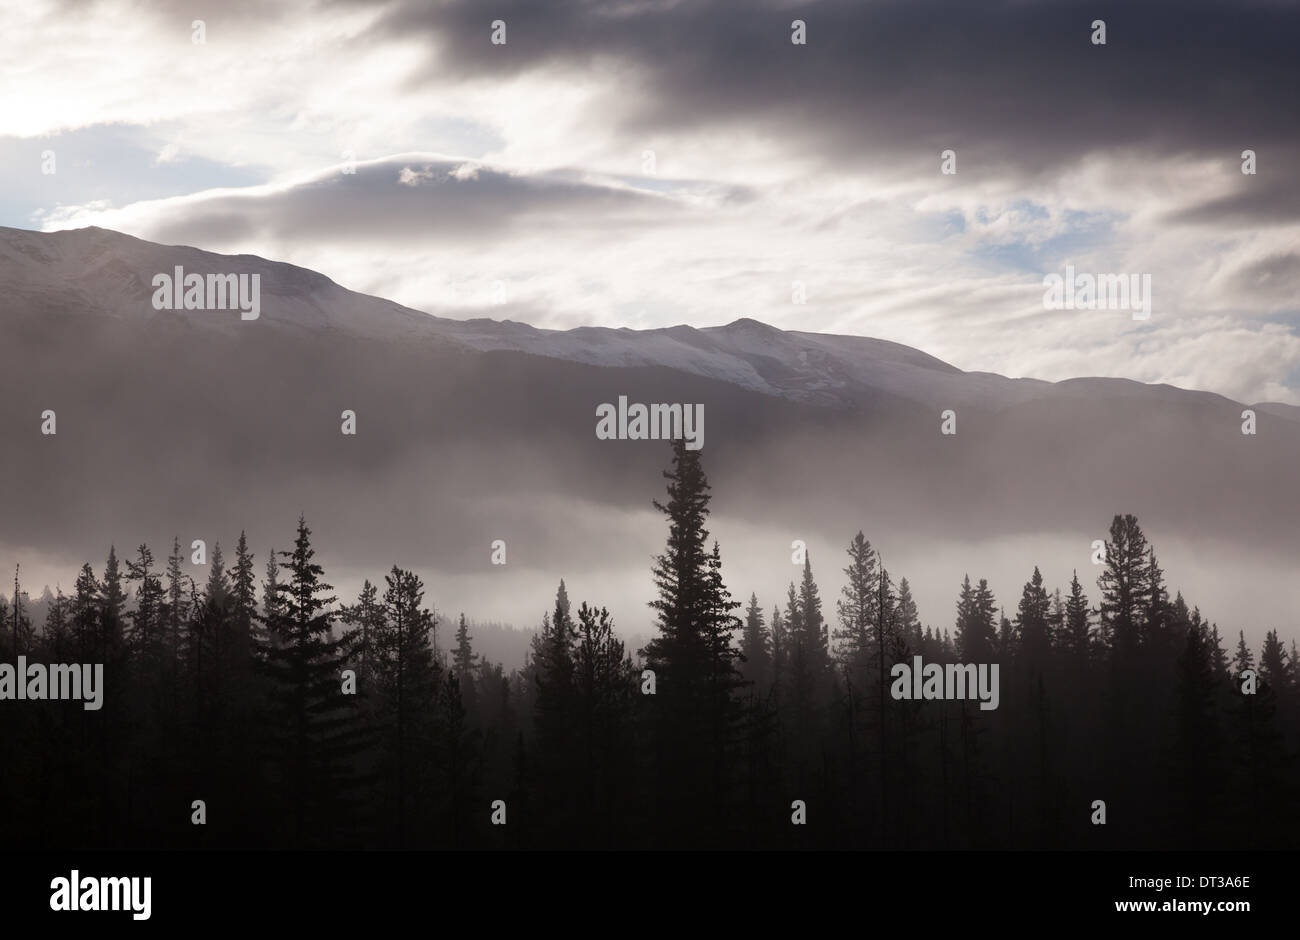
[{"left": 2, "top": 224, "right": 1284, "bottom": 417}]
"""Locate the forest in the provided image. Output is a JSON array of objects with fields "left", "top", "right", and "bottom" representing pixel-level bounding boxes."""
[{"left": 1, "top": 440, "right": 1296, "bottom": 850}]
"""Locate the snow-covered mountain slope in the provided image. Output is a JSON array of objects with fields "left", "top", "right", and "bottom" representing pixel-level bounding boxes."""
[
  {"left": 0, "top": 225, "right": 1260, "bottom": 415},
  {"left": 429, "top": 315, "right": 1051, "bottom": 411},
  {"left": 0, "top": 225, "right": 465, "bottom": 346}
]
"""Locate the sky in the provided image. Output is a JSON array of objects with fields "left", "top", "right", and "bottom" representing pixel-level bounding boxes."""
[{"left": 3, "top": 0, "right": 1300, "bottom": 403}]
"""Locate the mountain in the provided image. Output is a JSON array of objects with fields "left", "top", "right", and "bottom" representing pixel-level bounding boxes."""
[
  {"left": 1, "top": 225, "right": 1296, "bottom": 633},
  {"left": 4, "top": 225, "right": 1270, "bottom": 415}
]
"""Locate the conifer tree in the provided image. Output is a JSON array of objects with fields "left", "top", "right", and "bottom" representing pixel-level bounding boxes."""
[
  {"left": 100, "top": 546, "right": 127, "bottom": 657},
  {"left": 644, "top": 441, "right": 716, "bottom": 694},
  {"left": 231, "top": 532, "right": 259, "bottom": 659},
  {"left": 739, "top": 592, "right": 772, "bottom": 689},
  {"left": 895, "top": 577, "right": 921, "bottom": 648},
  {"left": 531, "top": 583, "right": 578, "bottom": 838},
  {"left": 260, "top": 517, "right": 366, "bottom": 846},
  {"left": 260, "top": 549, "right": 282, "bottom": 656},
  {"left": 533, "top": 583, "right": 576, "bottom": 766},
  {"left": 8, "top": 565, "right": 33, "bottom": 658},
  {"left": 1142, "top": 548, "right": 1168, "bottom": 648},
  {"left": 782, "top": 576, "right": 816, "bottom": 783},
  {"left": 70, "top": 563, "right": 100, "bottom": 662},
  {"left": 43, "top": 586, "right": 70, "bottom": 661},
  {"left": 572, "top": 601, "right": 636, "bottom": 846},
  {"left": 1062, "top": 571, "right": 1092, "bottom": 665},
  {"left": 997, "top": 612, "right": 1014, "bottom": 662},
  {"left": 125, "top": 544, "right": 164, "bottom": 663},
  {"left": 1047, "top": 588, "right": 1065, "bottom": 650},
  {"left": 1169, "top": 623, "right": 1226, "bottom": 847},
  {"left": 798, "top": 553, "right": 831, "bottom": 684},
  {"left": 702, "top": 540, "right": 745, "bottom": 810},
  {"left": 163, "top": 537, "right": 189, "bottom": 659},
  {"left": 770, "top": 605, "right": 786, "bottom": 695},
  {"left": 642, "top": 440, "right": 744, "bottom": 844},
  {"left": 452, "top": 613, "right": 479, "bottom": 722},
  {"left": 372, "top": 565, "right": 440, "bottom": 844},
  {"left": 1015, "top": 566, "right": 1051, "bottom": 677},
  {"left": 435, "top": 671, "right": 479, "bottom": 848},
  {"left": 1228, "top": 645, "right": 1290, "bottom": 848},
  {"left": 340, "top": 579, "right": 383, "bottom": 689},
  {"left": 1207, "top": 624, "right": 1230, "bottom": 686},
  {"left": 1231, "top": 629, "right": 1254, "bottom": 677},
  {"left": 955, "top": 575, "right": 997, "bottom": 662},
  {"left": 834, "top": 531, "right": 878, "bottom": 688},
  {"left": 191, "top": 542, "right": 233, "bottom": 704},
  {"left": 1097, "top": 514, "right": 1150, "bottom": 656},
  {"left": 1260, "top": 629, "right": 1288, "bottom": 689},
  {"left": 452, "top": 613, "right": 477, "bottom": 676}
]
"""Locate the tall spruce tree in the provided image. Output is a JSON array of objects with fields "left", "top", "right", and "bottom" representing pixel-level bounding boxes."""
[
  {"left": 340, "top": 579, "right": 383, "bottom": 690},
  {"left": 895, "top": 577, "right": 921, "bottom": 648},
  {"left": 372, "top": 565, "right": 440, "bottom": 844},
  {"left": 8, "top": 565, "right": 33, "bottom": 658},
  {"left": 435, "top": 671, "right": 479, "bottom": 848},
  {"left": 100, "top": 546, "right": 127, "bottom": 658},
  {"left": 1260, "top": 629, "right": 1288, "bottom": 689},
  {"left": 798, "top": 553, "right": 831, "bottom": 685},
  {"left": 260, "top": 549, "right": 281, "bottom": 656},
  {"left": 956, "top": 575, "right": 997, "bottom": 662},
  {"left": 1169, "top": 622, "right": 1226, "bottom": 847},
  {"left": 1142, "top": 548, "right": 1169, "bottom": 649},
  {"left": 834, "top": 531, "right": 878, "bottom": 691},
  {"left": 70, "top": 563, "right": 99, "bottom": 662},
  {"left": 1062, "top": 571, "right": 1092, "bottom": 666},
  {"left": 260, "top": 517, "right": 366, "bottom": 846},
  {"left": 1015, "top": 566, "right": 1051, "bottom": 678},
  {"left": 770, "top": 604, "right": 787, "bottom": 696},
  {"left": 163, "top": 537, "right": 189, "bottom": 660},
  {"left": 739, "top": 593, "right": 772, "bottom": 689},
  {"left": 642, "top": 440, "right": 744, "bottom": 844},
  {"left": 452, "top": 613, "right": 479, "bottom": 723},
  {"left": 531, "top": 582, "right": 577, "bottom": 838},
  {"left": 1097, "top": 514, "right": 1150, "bottom": 656},
  {"left": 231, "top": 532, "right": 259, "bottom": 660},
  {"left": 125, "top": 544, "right": 164, "bottom": 665},
  {"left": 572, "top": 601, "right": 636, "bottom": 846}
]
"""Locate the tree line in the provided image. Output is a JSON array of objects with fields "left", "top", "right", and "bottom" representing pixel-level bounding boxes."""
[{"left": 1, "top": 441, "right": 1296, "bottom": 849}]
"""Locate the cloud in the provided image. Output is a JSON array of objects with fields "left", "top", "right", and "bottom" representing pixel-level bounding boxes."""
[
  {"left": 1169, "top": 171, "right": 1300, "bottom": 228},
  {"left": 41, "top": 154, "right": 686, "bottom": 247},
  {"left": 365, "top": 0, "right": 1300, "bottom": 181}
]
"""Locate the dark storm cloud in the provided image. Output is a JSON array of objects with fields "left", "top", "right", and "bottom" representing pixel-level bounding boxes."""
[
  {"left": 1168, "top": 171, "right": 1300, "bottom": 228},
  {"left": 1228, "top": 251, "right": 1300, "bottom": 304},
  {"left": 360, "top": 0, "right": 1300, "bottom": 186},
  {"left": 140, "top": 156, "right": 682, "bottom": 248}
]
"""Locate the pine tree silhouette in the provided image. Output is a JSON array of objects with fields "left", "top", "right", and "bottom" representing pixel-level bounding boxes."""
[{"left": 259, "top": 517, "right": 367, "bottom": 847}]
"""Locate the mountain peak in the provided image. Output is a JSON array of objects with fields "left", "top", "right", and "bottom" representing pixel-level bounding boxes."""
[{"left": 717, "top": 316, "right": 779, "bottom": 333}]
